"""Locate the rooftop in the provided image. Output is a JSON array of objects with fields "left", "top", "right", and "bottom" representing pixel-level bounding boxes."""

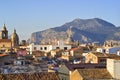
[
  {"left": 0, "top": 54, "right": 9, "bottom": 57},
  {"left": 77, "top": 69, "right": 113, "bottom": 79},
  {"left": 0, "top": 39, "right": 11, "bottom": 42},
  {"left": 0, "top": 72, "right": 59, "bottom": 80},
  {"left": 65, "top": 63, "right": 106, "bottom": 71},
  {"left": 90, "top": 52, "right": 108, "bottom": 58},
  {"left": 90, "top": 52, "right": 120, "bottom": 58}
]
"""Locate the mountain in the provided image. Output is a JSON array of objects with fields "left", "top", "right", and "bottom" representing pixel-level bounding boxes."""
[{"left": 30, "top": 18, "right": 120, "bottom": 44}]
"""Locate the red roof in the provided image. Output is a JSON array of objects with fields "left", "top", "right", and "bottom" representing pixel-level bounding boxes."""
[
  {"left": 17, "top": 50, "right": 27, "bottom": 56},
  {"left": 0, "top": 54, "right": 8, "bottom": 57},
  {"left": 0, "top": 39, "right": 11, "bottom": 42}
]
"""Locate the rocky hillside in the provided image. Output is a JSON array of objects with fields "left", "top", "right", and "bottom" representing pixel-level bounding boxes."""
[{"left": 30, "top": 18, "right": 120, "bottom": 44}]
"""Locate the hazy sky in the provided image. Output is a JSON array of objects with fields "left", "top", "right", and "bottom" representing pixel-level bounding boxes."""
[{"left": 0, "top": 0, "right": 120, "bottom": 40}]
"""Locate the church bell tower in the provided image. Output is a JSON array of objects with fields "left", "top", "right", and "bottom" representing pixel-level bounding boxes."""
[{"left": 1, "top": 24, "right": 8, "bottom": 39}]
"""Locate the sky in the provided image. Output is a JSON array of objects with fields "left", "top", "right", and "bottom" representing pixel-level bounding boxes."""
[{"left": 0, "top": 0, "right": 120, "bottom": 40}]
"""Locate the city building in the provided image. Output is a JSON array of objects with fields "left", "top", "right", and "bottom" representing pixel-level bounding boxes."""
[
  {"left": 96, "top": 46, "right": 120, "bottom": 55},
  {"left": 0, "top": 24, "right": 19, "bottom": 52},
  {"left": 71, "top": 69, "right": 113, "bottom": 80},
  {"left": 104, "top": 40, "right": 120, "bottom": 47},
  {"left": 58, "top": 63, "right": 106, "bottom": 80},
  {"left": 51, "top": 49, "right": 64, "bottom": 57},
  {"left": 0, "top": 53, "right": 10, "bottom": 66},
  {"left": 60, "top": 46, "right": 90, "bottom": 62},
  {"left": 85, "top": 52, "right": 120, "bottom": 64},
  {"left": 107, "top": 58, "right": 120, "bottom": 79},
  {"left": 70, "top": 58, "right": 120, "bottom": 80},
  {"left": 29, "top": 40, "right": 71, "bottom": 54}
]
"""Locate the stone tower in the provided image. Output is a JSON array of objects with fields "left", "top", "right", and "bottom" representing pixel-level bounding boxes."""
[
  {"left": 65, "top": 26, "right": 74, "bottom": 44},
  {"left": 0, "top": 24, "right": 8, "bottom": 39}
]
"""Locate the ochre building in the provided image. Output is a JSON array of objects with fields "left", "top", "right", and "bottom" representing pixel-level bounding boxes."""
[{"left": 0, "top": 24, "right": 19, "bottom": 52}]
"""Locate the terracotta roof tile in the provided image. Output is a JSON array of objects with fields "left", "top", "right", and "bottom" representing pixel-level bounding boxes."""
[
  {"left": 0, "top": 72, "right": 59, "bottom": 80},
  {"left": 65, "top": 63, "right": 106, "bottom": 71},
  {"left": 91, "top": 52, "right": 108, "bottom": 57},
  {"left": 0, "top": 54, "right": 8, "bottom": 57},
  {"left": 91, "top": 52, "right": 120, "bottom": 59},
  {"left": 77, "top": 69, "right": 113, "bottom": 79},
  {"left": 0, "top": 39, "right": 11, "bottom": 42}
]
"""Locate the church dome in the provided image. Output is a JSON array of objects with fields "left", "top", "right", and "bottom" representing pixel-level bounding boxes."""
[
  {"left": 11, "top": 29, "right": 19, "bottom": 47},
  {"left": 11, "top": 29, "right": 18, "bottom": 39}
]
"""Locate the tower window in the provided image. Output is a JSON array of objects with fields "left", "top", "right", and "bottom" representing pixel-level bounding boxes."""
[
  {"left": 3, "top": 44, "right": 5, "bottom": 47},
  {"left": 3, "top": 33, "right": 6, "bottom": 37}
]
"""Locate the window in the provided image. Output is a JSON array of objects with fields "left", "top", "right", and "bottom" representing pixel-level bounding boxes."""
[
  {"left": 56, "top": 47, "right": 60, "bottom": 49},
  {"left": 44, "top": 47, "right": 47, "bottom": 50},
  {"left": 99, "top": 59, "right": 106, "bottom": 64},
  {"left": 3, "top": 33, "right": 6, "bottom": 38},
  {"left": 64, "top": 47, "right": 67, "bottom": 50},
  {"left": 103, "top": 49, "right": 106, "bottom": 53},
  {"left": 34, "top": 47, "right": 36, "bottom": 50},
  {"left": 40, "top": 47, "right": 43, "bottom": 50},
  {"left": 62, "top": 77, "right": 66, "bottom": 80},
  {"left": 89, "top": 58, "right": 93, "bottom": 63}
]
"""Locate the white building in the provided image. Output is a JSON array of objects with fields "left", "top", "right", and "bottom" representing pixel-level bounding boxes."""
[
  {"left": 14, "top": 56, "right": 26, "bottom": 65},
  {"left": 107, "top": 58, "right": 120, "bottom": 79},
  {"left": 96, "top": 47, "right": 106, "bottom": 53},
  {"left": 29, "top": 41, "right": 71, "bottom": 54},
  {"left": 96, "top": 46, "right": 120, "bottom": 55}
]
